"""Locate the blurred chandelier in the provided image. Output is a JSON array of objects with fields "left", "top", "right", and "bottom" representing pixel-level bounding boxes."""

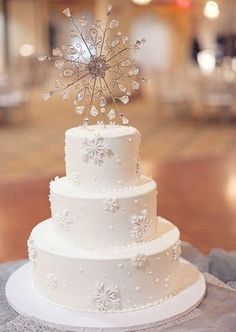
[
  {"left": 204, "top": 1, "right": 220, "bottom": 19},
  {"left": 131, "top": 0, "right": 153, "bottom": 5}
]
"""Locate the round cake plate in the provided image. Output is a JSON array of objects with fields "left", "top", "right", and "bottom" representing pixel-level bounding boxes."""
[{"left": 6, "top": 259, "right": 206, "bottom": 332}]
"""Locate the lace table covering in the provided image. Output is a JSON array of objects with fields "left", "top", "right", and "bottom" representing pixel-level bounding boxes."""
[{"left": 1, "top": 242, "right": 236, "bottom": 332}]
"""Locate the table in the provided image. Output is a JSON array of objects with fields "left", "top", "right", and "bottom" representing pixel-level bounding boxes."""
[{"left": 1, "top": 153, "right": 236, "bottom": 262}]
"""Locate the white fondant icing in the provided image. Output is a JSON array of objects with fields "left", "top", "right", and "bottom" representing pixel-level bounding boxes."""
[
  {"left": 27, "top": 124, "right": 183, "bottom": 314},
  {"left": 65, "top": 125, "right": 141, "bottom": 190},
  {"left": 50, "top": 176, "right": 157, "bottom": 249},
  {"left": 29, "top": 218, "right": 180, "bottom": 312}
]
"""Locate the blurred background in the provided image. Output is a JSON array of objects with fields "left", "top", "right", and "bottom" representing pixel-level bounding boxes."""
[
  {"left": 1, "top": 0, "right": 236, "bottom": 261},
  {"left": 1, "top": 0, "right": 236, "bottom": 180}
]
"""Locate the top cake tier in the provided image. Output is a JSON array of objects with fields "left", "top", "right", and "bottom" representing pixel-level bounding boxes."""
[{"left": 65, "top": 125, "right": 141, "bottom": 191}]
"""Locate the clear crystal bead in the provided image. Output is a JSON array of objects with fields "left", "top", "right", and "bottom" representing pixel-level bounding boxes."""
[
  {"left": 38, "top": 56, "right": 48, "bottom": 62},
  {"left": 62, "top": 89, "right": 70, "bottom": 100},
  {"left": 55, "top": 59, "right": 64, "bottom": 69},
  {"left": 79, "top": 17, "right": 88, "bottom": 27},
  {"left": 52, "top": 48, "right": 62, "bottom": 57},
  {"left": 77, "top": 90, "right": 85, "bottom": 101},
  {"left": 107, "top": 109, "right": 116, "bottom": 120},
  {"left": 70, "top": 30, "right": 78, "bottom": 38},
  {"left": 120, "top": 59, "right": 131, "bottom": 67},
  {"left": 42, "top": 93, "right": 51, "bottom": 101},
  {"left": 131, "top": 80, "right": 140, "bottom": 90},
  {"left": 63, "top": 8, "right": 71, "bottom": 18},
  {"left": 99, "top": 96, "right": 106, "bottom": 107},
  {"left": 64, "top": 69, "right": 73, "bottom": 77},
  {"left": 110, "top": 19, "right": 119, "bottom": 29},
  {"left": 111, "top": 37, "right": 120, "bottom": 48},
  {"left": 95, "top": 20, "right": 103, "bottom": 28},
  {"left": 120, "top": 95, "right": 129, "bottom": 104},
  {"left": 54, "top": 80, "right": 63, "bottom": 89},
  {"left": 122, "top": 35, "right": 129, "bottom": 44},
  {"left": 67, "top": 46, "right": 77, "bottom": 55},
  {"left": 129, "top": 67, "right": 139, "bottom": 76},
  {"left": 107, "top": 3, "right": 113, "bottom": 14},
  {"left": 90, "top": 105, "right": 98, "bottom": 117},
  {"left": 75, "top": 105, "right": 85, "bottom": 115},
  {"left": 118, "top": 83, "right": 127, "bottom": 92},
  {"left": 120, "top": 114, "right": 129, "bottom": 124}
]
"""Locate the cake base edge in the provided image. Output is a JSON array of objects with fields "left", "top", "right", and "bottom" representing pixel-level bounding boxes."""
[{"left": 6, "top": 259, "right": 206, "bottom": 332}]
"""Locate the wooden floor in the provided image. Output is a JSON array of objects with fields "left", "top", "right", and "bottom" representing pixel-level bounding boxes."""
[{"left": 1, "top": 152, "right": 236, "bottom": 263}]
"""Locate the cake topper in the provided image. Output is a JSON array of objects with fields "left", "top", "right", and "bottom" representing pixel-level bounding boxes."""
[{"left": 39, "top": 4, "right": 148, "bottom": 125}]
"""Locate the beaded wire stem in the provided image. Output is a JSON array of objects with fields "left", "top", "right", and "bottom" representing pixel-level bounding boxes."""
[{"left": 39, "top": 4, "right": 148, "bottom": 126}]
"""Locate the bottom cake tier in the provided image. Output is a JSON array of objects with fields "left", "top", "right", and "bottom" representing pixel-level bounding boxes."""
[{"left": 28, "top": 218, "right": 181, "bottom": 313}]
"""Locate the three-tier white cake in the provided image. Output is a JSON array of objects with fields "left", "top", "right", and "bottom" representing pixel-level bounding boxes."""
[{"left": 27, "top": 124, "right": 182, "bottom": 313}]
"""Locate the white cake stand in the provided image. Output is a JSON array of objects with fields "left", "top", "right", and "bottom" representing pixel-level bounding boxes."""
[{"left": 6, "top": 259, "right": 206, "bottom": 332}]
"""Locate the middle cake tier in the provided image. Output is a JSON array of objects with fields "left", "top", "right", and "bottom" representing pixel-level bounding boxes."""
[{"left": 50, "top": 175, "right": 157, "bottom": 249}]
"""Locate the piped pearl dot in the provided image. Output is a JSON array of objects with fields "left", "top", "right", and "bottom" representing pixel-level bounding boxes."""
[
  {"left": 118, "top": 263, "right": 123, "bottom": 269},
  {"left": 148, "top": 271, "right": 153, "bottom": 276},
  {"left": 134, "top": 199, "right": 138, "bottom": 204},
  {"left": 136, "top": 286, "right": 140, "bottom": 292},
  {"left": 155, "top": 278, "right": 160, "bottom": 283},
  {"left": 166, "top": 252, "right": 170, "bottom": 256},
  {"left": 127, "top": 271, "right": 131, "bottom": 276},
  {"left": 157, "top": 256, "right": 161, "bottom": 260},
  {"left": 109, "top": 225, "right": 114, "bottom": 231},
  {"left": 128, "top": 138, "right": 132, "bottom": 142}
]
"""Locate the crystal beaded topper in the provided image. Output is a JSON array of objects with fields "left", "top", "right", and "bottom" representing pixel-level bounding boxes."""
[{"left": 39, "top": 4, "right": 148, "bottom": 125}]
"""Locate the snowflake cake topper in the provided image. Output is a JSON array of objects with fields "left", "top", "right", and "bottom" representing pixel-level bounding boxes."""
[{"left": 39, "top": 4, "right": 148, "bottom": 126}]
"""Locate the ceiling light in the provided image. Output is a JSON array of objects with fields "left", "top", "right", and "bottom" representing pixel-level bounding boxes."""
[
  {"left": 204, "top": 1, "right": 220, "bottom": 19},
  {"left": 131, "top": 0, "right": 153, "bottom": 6}
]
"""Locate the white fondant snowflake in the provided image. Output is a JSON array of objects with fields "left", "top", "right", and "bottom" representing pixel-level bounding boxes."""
[
  {"left": 93, "top": 282, "right": 121, "bottom": 311},
  {"left": 172, "top": 240, "right": 181, "bottom": 262},
  {"left": 68, "top": 171, "right": 80, "bottom": 187},
  {"left": 27, "top": 237, "right": 37, "bottom": 266},
  {"left": 54, "top": 209, "right": 73, "bottom": 230},
  {"left": 131, "top": 210, "right": 151, "bottom": 241},
  {"left": 47, "top": 273, "right": 58, "bottom": 290},
  {"left": 164, "top": 275, "right": 171, "bottom": 288},
  {"left": 104, "top": 198, "right": 119, "bottom": 213},
  {"left": 136, "top": 160, "right": 141, "bottom": 177},
  {"left": 132, "top": 254, "right": 147, "bottom": 269},
  {"left": 81, "top": 135, "right": 112, "bottom": 165}
]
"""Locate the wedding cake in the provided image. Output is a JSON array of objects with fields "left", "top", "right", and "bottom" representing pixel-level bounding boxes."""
[
  {"left": 27, "top": 124, "right": 182, "bottom": 312},
  {"left": 6, "top": 7, "right": 205, "bottom": 327}
]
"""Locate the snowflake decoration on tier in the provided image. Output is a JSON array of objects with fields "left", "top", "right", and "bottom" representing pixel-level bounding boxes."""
[
  {"left": 27, "top": 237, "right": 37, "bottom": 266},
  {"left": 104, "top": 198, "right": 120, "bottom": 213},
  {"left": 53, "top": 208, "right": 73, "bottom": 230},
  {"left": 81, "top": 135, "right": 112, "bottom": 164},
  {"left": 39, "top": 5, "right": 148, "bottom": 126},
  {"left": 172, "top": 240, "right": 181, "bottom": 262},
  {"left": 92, "top": 282, "right": 121, "bottom": 311},
  {"left": 131, "top": 209, "right": 152, "bottom": 242},
  {"left": 47, "top": 273, "right": 59, "bottom": 290},
  {"left": 132, "top": 254, "right": 147, "bottom": 269}
]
